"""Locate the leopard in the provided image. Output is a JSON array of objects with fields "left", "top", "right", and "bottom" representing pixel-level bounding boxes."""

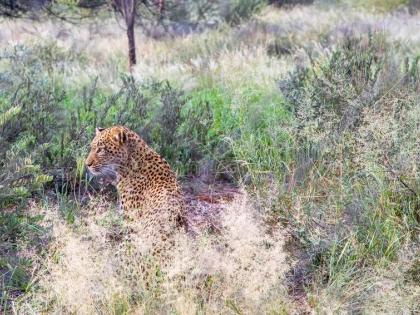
[{"left": 85, "top": 125, "right": 186, "bottom": 261}]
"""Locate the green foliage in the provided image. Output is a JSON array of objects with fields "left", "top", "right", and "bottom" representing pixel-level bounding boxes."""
[
  {"left": 0, "top": 211, "right": 45, "bottom": 312},
  {"left": 348, "top": 0, "right": 409, "bottom": 12},
  {"left": 229, "top": 87, "right": 293, "bottom": 182},
  {"left": 1, "top": 40, "right": 293, "bottom": 190},
  {"left": 1, "top": 5, "right": 419, "bottom": 312},
  {"left": 0, "top": 44, "right": 69, "bottom": 207},
  {"left": 178, "top": 88, "right": 235, "bottom": 174},
  {"left": 1, "top": 44, "right": 190, "bottom": 187},
  {"left": 320, "top": 188, "right": 418, "bottom": 283},
  {"left": 269, "top": 0, "right": 314, "bottom": 6},
  {"left": 0, "top": 105, "right": 21, "bottom": 127},
  {"left": 278, "top": 31, "right": 420, "bottom": 304},
  {"left": 222, "top": 0, "right": 267, "bottom": 26},
  {"left": 0, "top": 109, "right": 53, "bottom": 207},
  {"left": 0, "top": 45, "right": 55, "bottom": 313},
  {"left": 179, "top": 85, "right": 293, "bottom": 180},
  {"left": 281, "top": 33, "right": 385, "bottom": 143}
]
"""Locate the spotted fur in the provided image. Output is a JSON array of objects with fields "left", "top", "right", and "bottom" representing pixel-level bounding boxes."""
[{"left": 85, "top": 125, "right": 185, "bottom": 258}]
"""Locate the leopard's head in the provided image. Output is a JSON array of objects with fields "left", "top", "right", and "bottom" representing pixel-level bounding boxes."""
[{"left": 85, "top": 126, "right": 129, "bottom": 178}]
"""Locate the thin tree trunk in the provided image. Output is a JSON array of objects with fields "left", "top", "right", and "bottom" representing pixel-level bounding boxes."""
[
  {"left": 127, "top": 20, "right": 136, "bottom": 69},
  {"left": 123, "top": 0, "right": 136, "bottom": 71}
]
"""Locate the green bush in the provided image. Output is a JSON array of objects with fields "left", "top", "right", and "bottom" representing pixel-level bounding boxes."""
[
  {"left": 269, "top": 0, "right": 314, "bottom": 7},
  {"left": 228, "top": 87, "right": 293, "bottom": 182},
  {"left": 0, "top": 103, "right": 52, "bottom": 208},
  {"left": 0, "top": 209, "right": 45, "bottom": 312},
  {"left": 222, "top": 0, "right": 267, "bottom": 26},
  {"left": 277, "top": 32, "right": 419, "bottom": 304},
  {"left": 1, "top": 42, "right": 294, "bottom": 196},
  {"left": 0, "top": 44, "right": 194, "bottom": 189},
  {"left": 179, "top": 85, "right": 293, "bottom": 181},
  {"left": 350, "top": 0, "right": 409, "bottom": 12},
  {"left": 281, "top": 34, "right": 382, "bottom": 141}
]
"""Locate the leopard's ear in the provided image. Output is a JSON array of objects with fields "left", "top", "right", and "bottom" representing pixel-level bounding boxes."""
[
  {"left": 95, "top": 127, "right": 105, "bottom": 136},
  {"left": 111, "top": 127, "right": 127, "bottom": 145}
]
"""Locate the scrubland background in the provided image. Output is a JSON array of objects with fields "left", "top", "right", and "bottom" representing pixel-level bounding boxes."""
[{"left": 0, "top": 0, "right": 419, "bottom": 314}]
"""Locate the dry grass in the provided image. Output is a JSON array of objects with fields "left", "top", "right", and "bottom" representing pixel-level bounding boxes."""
[
  {"left": 310, "top": 245, "right": 420, "bottom": 313},
  {"left": 1, "top": 5, "right": 419, "bottom": 99},
  {"left": 1, "top": 3, "right": 419, "bottom": 314},
  {"left": 15, "top": 192, "right": 290, "bottom": 314},
  {"left": 1, "top": 5, "right": 418, "bottom": 89}
]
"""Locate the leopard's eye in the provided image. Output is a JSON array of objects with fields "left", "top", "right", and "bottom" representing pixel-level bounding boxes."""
[{"left": 96, "top": 147, "right": 103, "bottom": 154}]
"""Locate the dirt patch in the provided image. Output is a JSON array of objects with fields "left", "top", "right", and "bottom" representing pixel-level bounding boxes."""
[{"left": 182, "top": 177, "right": 241, "bottom": 234}]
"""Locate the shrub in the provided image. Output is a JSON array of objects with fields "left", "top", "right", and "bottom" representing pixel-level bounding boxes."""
[
  {"left": 228, "top": 87, "right": 293, "bottom": 182},
  {"left": 269, "top": 0, "right": 314, "bottom": 7},
  {"left": 276, "top": 31, "right": 419, "bottom": 309},
  {"left": 0, "top": 103, "right": 52, "bottom": 208},
  {"left": 408, "top": 0, "right": 420, "bottom": 13},
  {"left": 267, "top": 36, "right": 295, "bottom": 58},
  {"left": 280, "top": 33, "right": 416, "bottom": 145},
  {"left": 179, "top": 85, "right": 293, "bottom": 182},
  {"left": 222, "top": 0, "right": 267, "bottom": 26},
  {"left": 0, "top": 211, "right": 45, "bottom": 309},
  {"left": 351, "top": 0, "right": 409, "bottom": 12}
]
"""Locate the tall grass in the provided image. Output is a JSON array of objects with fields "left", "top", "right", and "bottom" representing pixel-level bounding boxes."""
[
  {"left": 278, "top": 27, "right": 419, "bottom": 312},
  {"left": 15, "top": 193, "right": 290, "bottom": 314},
  {"left": 1, "top": 1, "right": 419, "bottom": 313}
]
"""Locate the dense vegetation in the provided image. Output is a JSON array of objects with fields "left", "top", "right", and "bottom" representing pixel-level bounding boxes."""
[{"left": 0, "top": 0, "right": 419, "bottom": 313}]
